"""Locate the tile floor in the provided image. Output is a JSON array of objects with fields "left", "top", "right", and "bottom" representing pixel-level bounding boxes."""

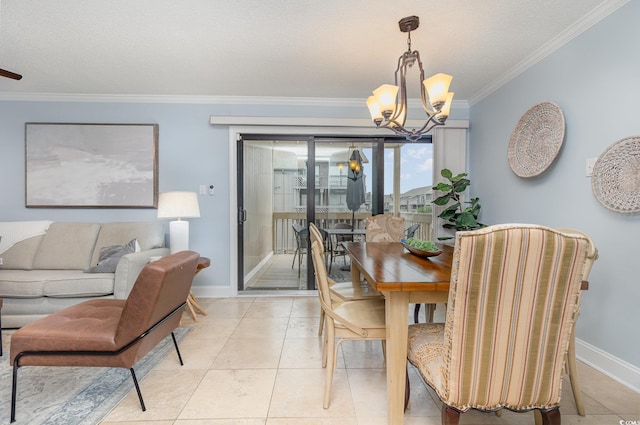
[{"left": 101, "top": 296, "right": 640, "bottom": 425}]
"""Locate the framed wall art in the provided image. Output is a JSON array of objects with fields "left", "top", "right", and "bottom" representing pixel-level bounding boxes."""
[{"left": 25, "top": 123, "right": 158, "bottom": 208}]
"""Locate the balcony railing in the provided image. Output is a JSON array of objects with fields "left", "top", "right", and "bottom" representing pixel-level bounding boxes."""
[{"left": 272, "top": 211, "right": 433, "bottom": 253}]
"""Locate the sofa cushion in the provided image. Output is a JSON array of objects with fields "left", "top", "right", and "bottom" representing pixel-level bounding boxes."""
[
  {"left": 90, "top": 222, "right": 165, "bottom": 266},
  {"left": 0, "top": 270, "right": 115, "bottom": 298},
  {"left": 0, "top": 235, "right": 44, "bottom": 270},
  {"left": 33, "top": 222, "right": 101, "bottom": 270},
  {"left": 86, "top": 239, "right": 137, "bottom": 273}
]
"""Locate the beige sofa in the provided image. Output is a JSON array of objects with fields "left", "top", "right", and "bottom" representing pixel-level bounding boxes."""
[{"left": 0, "top": 221, "right": 169, "bottom": 328}]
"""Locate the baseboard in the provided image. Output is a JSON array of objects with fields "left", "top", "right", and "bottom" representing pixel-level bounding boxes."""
[
  {"left": 191, "top": 285, "right": 234, "bottom": 298},
  {"left": 576, "top": 337, "right": 640, "bottom": 393}
]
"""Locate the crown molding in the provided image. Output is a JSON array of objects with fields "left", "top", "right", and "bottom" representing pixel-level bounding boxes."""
[
  {"left": 469, "top": 0, "right": 629, "bottom": 105},
  {"left": 0, "top": 91, "right": 469, "bottom": 111}
]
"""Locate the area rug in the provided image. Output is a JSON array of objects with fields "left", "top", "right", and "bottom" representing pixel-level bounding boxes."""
[{"left": 0, "top": 326, "right": 192, "bottom": 425}]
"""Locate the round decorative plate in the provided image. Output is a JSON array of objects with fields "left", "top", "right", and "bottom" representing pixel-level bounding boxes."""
[
  {"left": 400, "top": 240, "right": 442, "bottom": 258},
  {"left": 508, "top": 102, "right": 565, "bottom": 178},
  {"left": 592, "top": 136, "right": 640, "bottom": 213}
]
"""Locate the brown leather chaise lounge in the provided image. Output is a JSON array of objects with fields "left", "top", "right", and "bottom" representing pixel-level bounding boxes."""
[{"left": 9, "top": 250, "right": 200, "bottom": 423}]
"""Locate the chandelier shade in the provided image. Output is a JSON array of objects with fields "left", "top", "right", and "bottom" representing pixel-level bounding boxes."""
[{"left": 366, "top": 16, "right": 454, "bottom": 142}]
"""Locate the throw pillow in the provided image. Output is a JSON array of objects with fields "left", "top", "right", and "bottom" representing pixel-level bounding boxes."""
[{"left": 85, "top": 239, "right": 137, "bottom": 273}]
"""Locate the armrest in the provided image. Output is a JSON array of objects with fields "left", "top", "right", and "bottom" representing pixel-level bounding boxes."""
[{"left": 113, "top": 248, "right": 170, "bottom": 298}]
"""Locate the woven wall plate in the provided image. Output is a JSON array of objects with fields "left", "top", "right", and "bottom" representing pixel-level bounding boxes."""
[
  {"left": 591, "top": 136, "right": 640, "bottom": 213},
  {"left": 508, "top": 102, "right": 565, "bottom": 178}
]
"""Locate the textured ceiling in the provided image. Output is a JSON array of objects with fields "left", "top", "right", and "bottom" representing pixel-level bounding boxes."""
[{"left": 0, "top": 0, "right": 624, "bottom": 102}]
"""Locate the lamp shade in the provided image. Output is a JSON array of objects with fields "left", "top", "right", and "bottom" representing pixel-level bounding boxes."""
[
  {"left": 157, "top": 191, "right": 200, "bottom": 219},
  {"left": 423, "top": 73, "right": 453, "bottom": 110}
]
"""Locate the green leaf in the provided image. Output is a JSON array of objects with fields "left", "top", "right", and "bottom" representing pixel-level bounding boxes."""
[
  {"left": 433, "top": 182, "right": 452, "bottom": 192},
  {"left": 441, "top": 168, "right": 453, "bottom": 180},
  {"left": 452, "top": 179, "right": 470, "bottom": 193},
  {"left": 433, "top": 194, "right": 452, "bottom": 206},
  {"left": 450, "top": 172, "right": 468, "bottom": 183},
  {"left": 456, "top": 212, "right": 479, "bottom": 229}
]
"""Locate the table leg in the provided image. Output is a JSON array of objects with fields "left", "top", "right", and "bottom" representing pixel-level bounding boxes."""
[
  {"left": 185, "top": 297, "right": 198, "bottom": 321},
  {"left": 349, "top": 262, "right": 364, "bottom": 297},
  {"left": 188, "top": 291, "right": 208, "bottom": 316},
  {"left": 384, "top": 290, "right": 410, "bottom": 425}
]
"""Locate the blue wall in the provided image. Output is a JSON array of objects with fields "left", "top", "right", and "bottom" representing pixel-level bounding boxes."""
[
  {"left": 470, "top": 1, "right": 639, "bottom": 370},
  {"left": 0, "top": 97, "right": 467, "bottom": 291}
]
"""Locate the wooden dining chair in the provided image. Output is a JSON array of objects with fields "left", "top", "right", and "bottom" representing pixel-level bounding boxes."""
[
  {"left": 406, "top": 224, "right": 595, "bottom": 425},
  {"left": 310, "top": 239, "right": 387, "bottom": 408},
  {"left": 309, "top": 222, "right": 382, "bottom": 337}
]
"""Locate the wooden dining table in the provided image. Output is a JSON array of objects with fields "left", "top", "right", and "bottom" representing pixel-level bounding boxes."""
[{"left": 342, "top": 241, "right": 453, "bottom": 425}]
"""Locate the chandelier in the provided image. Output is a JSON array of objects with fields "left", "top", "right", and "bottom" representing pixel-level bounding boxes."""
[{"left": 366, "top": 16, "right": 454, "bottom": 142}]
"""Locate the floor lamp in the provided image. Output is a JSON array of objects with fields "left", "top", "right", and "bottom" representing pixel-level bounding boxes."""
[{"left": 157, "top": 191, "right": 201, "bottom": 254}]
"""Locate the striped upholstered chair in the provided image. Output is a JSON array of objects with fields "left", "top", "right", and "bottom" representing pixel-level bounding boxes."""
[{"left": 407, "top": 224, "right": 595, "bottom": 425}]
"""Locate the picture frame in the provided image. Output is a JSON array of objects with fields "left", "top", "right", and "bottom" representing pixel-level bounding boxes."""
[{"left": 25, "top": 123, "right": 159, "bottom": 208}]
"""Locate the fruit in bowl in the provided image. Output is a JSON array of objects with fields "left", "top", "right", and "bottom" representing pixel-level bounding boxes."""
[{"left": 401, "top": 237, "right": 442, "bottom": 258}]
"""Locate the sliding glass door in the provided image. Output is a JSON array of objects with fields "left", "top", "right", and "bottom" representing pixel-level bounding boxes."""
[{"left": 237, "top": 135, "right": 433, "bottom": 292}]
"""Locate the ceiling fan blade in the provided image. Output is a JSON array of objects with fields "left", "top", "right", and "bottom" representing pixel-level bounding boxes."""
[{"left": 0, "top": 68, "right": 23, "bottom": 80}]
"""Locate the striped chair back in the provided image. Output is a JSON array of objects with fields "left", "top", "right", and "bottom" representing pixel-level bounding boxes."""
[{"left": 442, "top": 224, "right": 592, "bottom": 410}]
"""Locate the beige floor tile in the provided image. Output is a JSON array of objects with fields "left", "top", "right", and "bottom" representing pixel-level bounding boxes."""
[
  {"left": 220, "top": 296, "right": 257, "bottom": 303},
  {"left": 291, "top": 297, "right": 321, "bottom": 318},
  {"left": 404, "top": 366, "right": 441, "bottom": 417},
  {"left": 102, "top": 369, "right": 207, "bottom": 422},
  {"left": 244, "top": 301, "right": 293, "bottom": 318},
  {"left": 100, "top": 421, "right": 174, "bottom": 425},
  {"left": 230, "top": 317, "right": 290, "bottom": 339},
  {"left": 199, "top": 300, "right": 253, "bottom": 318},
  {"left": 357, "top": 416, "right": 441, "bottom": 425},
  {"left": 577, "top": 361, "right": 640, "bottom": 414},
  {"left": 560, "top": 415, "right": 628, "bottom": 424},
  {"left": 97, "top": 295, "right": 639, "bottom": 425},
  {"left": 286, "top": 317, "right": 322, "bottom": 339},
  {"left": 155, "top": 336, "right": 227, "bottom": 370},
  {"left": 267, "top": 418, "right": 357, "bottom": 425},
  {"left": 174, "top": 420, "right": 266, "bottom": 425},
  {"left": 279, "top": 337, "right": 345, "bottom": 369},
  {"left": 268, "top": 368, "right": 355, "bottom": 418},
  {"left": 212, "top": 337, "right": 284, "bottom": 369},
  {"left": 253, "top": 296, "right": 296, "bottom": 303},
  {"left": 347, "top": 368, "right": 388, "bottom": 417},
  {"left": 178, "top": 369, "right": 277, "bottom": 419},
  {"left": 339, "top": 339, "right": 386, "bottom": 369},
  {"left": 188, "top": 317, "right": 242, "bottom": 340}
]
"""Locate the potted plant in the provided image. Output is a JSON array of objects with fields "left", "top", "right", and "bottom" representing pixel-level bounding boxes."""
[{"left": 432, "top": 168, "right": 485, "bottom": 240}]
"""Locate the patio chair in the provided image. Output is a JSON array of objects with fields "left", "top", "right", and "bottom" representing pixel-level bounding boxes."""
[
  {"left": 405, "top": 223, "right": 420, "bottom": 239},
  {"left": 291, "top": 223, "right": 309, "bottom": 278},
  {"left": 406, "top": 224, "right": 595, "bottom": 425},
  {"left": 328, "top": 221, "right": 353, "bottom": 272}
]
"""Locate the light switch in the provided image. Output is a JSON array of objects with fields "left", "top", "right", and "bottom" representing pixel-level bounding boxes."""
[
  {"left": 585, "top": 158, "right": 597, "bottom": 177},
  {"left": 199, "top": 184, "right": 206, "bottom": 195}
]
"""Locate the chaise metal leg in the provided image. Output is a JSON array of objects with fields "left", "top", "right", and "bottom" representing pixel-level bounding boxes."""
[
  {"left": 171, "top": 331, "right": 184, "bottom": 366},
  {"left": 130, "top": 368, "right": 147, "bottom": 411},
  {"left": 11, "top": 360, "right": 19, "bottom": 422}
]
